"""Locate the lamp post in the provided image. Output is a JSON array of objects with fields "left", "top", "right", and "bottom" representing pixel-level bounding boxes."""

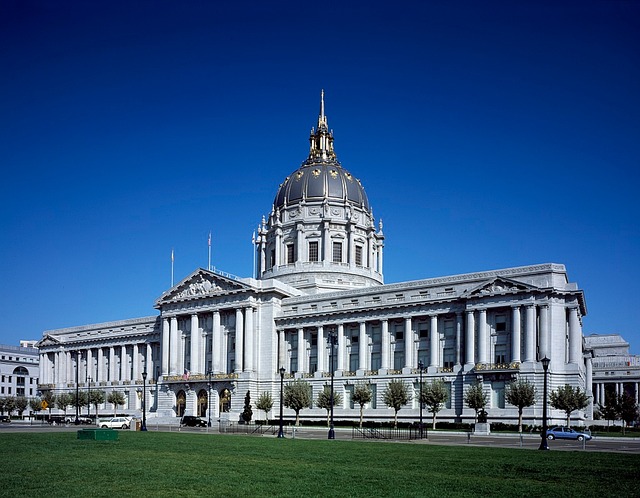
[
  {"left": 141, "top": 371, "right": 148, "bottom": 431},
  {"left": 539, "top": 356, "right": 550, "bottom": 450},
  {"left": 418, "top": 360, "right": 424, "bottom": 439},
  {"left": 277, "top": 366, "right": 285, "bottom": 438},
  {"left": 74, "top": 351, "right": 80, "bottom": 425},
  {"left": 87, "top": 376, "right": 91, "bottom": 421},
  {"left": 328, "top": 331, "right": 338, "bottom": 440},
  {"left": 207, "top": 369, "right": 212, "bottom": 428}
]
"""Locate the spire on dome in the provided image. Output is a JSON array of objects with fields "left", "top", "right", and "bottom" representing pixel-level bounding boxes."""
[{"left": 308, "top": 89, "right": 336, "bottom": 162}]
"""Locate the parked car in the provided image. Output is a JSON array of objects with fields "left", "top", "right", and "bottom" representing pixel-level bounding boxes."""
[
  {"left": 64, "top": 416, "right": 93, "bottom": 425},
  {"left": 180, "top": 416, "right": 208, "bottom": 427},
  {"left": 99, "top": 417, "right": 132, "bottom": 429},
  {"left": 0, "top": 415, "right": 10, "bottom": 423},
  {"left": 546, "top": 426, "right": 592, "bottom": 441}
]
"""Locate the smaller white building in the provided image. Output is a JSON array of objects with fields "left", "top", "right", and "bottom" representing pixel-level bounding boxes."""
[{"left": 0, "top": 343, "right": 40, "bottom": 398}]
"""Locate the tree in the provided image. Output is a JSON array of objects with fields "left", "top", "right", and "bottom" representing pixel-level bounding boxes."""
[
  {"left": 241, "top": 390, "right": 253, "bottom": 422},
  {"left": 3, "top": 397, "right": 16, "bottom": 416},
  {"left": 41, "top": 391, "right": 56, "bottom": 421},
  {"left": 505, "top": 379, "right": 537, "bottom": 433},
  {"left": 316, "top": 385, "right": 343, "bottom": 427},
  {"left": 0, "top": 397, "right": 6, "bottom": 415},
  {"left": 464, "top": 382, "right": 488, "bottom": 423},
  {"left": 549, "top": 384, "right": 589, "bottom": 427},
  {"left": 383, "top": 380, "right": 411, "bottom": 428},
  {"left": 56, "top": 393, "right": 73, "bottom": 416},
  {"left": 421, "top": 379, "right": 449, "bottom": 430},
  {"left": 598, "top": 392, "right": 620, "bottom": 429},
  {"left": 618, "top": 394, "right": 639, "bottom": 433},
  {"left": 107, "top": 391, "right": 126, "bottom": 417},
  {"left": 72, "top": 391, "right": 88, "bottom": 414},
  {"left": 89, "top": 390, "right": 105, "bottom": 421},
  {"left": 352, "top": 383, "right": 373, "bottom": 428},
  {"left": 283, "top": 380, "right": 312, "bottom": 426},
  {"left": 15, "top": 396, "right": 28, "bottom": 417},
  {"left": 29, "top": 398, "right": 43, "bottom": 418},
  {"left": 256, "top": 392, "right": 274, "bottom": 423}
]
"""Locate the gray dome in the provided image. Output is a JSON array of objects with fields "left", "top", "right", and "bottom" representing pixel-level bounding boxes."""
[{"left": 274, "top": 160, "right": 370, "bottom": 211}]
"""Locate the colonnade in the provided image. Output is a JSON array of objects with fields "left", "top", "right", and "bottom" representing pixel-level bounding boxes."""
[
  {"left": 592, "top": 381, "right": 640, "bottom": 405},
  {"left": 160, "top": 306, "right": 256, "bottom": 377},
  {"left": 277, "top": 303, "right": 580, "bottom": 374},
  {"left": 39, "top": 342, "right": 157, "bottom": 385}
]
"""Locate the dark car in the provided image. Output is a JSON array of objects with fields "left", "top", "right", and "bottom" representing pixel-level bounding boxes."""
[
  {"left": 0, "top": 415, "right": 10, "bottom": 423},
  {"left": 546, "top": 426, "right": 592, "bottom": 441},
  {"left": 180, "top": 416, "right": 207, "bottom": 427}
]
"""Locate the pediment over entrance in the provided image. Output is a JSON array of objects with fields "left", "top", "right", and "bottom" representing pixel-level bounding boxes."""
[
  {"left": 35, "top": 334, "right": 62, "bottom": 348},
  {"left": 155, "top": 268, "right": 251, "bottom": 306},
  {"left": 462, "top": 276, "right": 538, "bottom": 298}
]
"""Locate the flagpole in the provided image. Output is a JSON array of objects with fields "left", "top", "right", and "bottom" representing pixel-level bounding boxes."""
[
  {"left": 171, "top": 248, "right": 174, "bottom": 287},
  {"left": 252, "top": 231, "right": 256, "bottom": 279},
  {"left": 208, "top": 231, "right": 212, "bottom": 271}
]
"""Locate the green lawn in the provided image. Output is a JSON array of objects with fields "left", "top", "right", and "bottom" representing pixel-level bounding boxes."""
[{"left": 1, "top": 432, "right": 638, "bottom": 497}]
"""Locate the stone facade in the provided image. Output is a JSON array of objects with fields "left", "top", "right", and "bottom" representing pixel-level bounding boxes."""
[{"left": 36, "top": 94, "right": 593, "bottom": 427}]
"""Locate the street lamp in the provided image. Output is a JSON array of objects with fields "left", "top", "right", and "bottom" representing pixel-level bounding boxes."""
[
  {"left": 278, "top": 366, "right": 285, "bottom": 438},
  {"left": 418, "top": 360, "right": 424, "bottom": 439},
  {"left": 328, "top": 330, "right": 338, "bottom": 440},
  {"left": 74, "top": 351, "right": 80, "bottom": 425},
  {"left": 141, "top": 371, "right": 148, "bottom": 431},
  {"left": 539, "top": 356, "right": 550, "bottom": 450},
  {"left": 87, "top": 376, "right": 91, "bottom": 421},
  {"left": 207, "top": 369, "right": 212, "bottom": 428}
]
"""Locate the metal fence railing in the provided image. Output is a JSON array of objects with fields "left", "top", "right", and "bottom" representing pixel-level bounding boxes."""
[{"left": 352, "top": 426, "right": 428, "bottom": 441}]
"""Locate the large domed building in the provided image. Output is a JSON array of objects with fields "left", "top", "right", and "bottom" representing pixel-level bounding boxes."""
[{"left": 36, "top": 93, "right": 592, "bottom": 429}]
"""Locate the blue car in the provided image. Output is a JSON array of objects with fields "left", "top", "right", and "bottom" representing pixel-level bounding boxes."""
[{"left": 546, "top": 426, "right": 592, "bottom": 441}]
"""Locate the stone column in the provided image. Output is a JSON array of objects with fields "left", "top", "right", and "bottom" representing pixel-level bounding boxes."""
[
  {"left": 297, "top": 328, "right": 305, "bottom": 374},
  {"left": 511, "top": 306, "right": 521, "bottom": 363},
  {"left": 212, "top": 311, "right": 221, "bottom": 373},
  {"left": 455, "top": 312, "right": 462, "bottom": 366},
  {"left": 568, "top": 307, "right": 581, "bottom": 364},
  {"left": 278, "top": 329, "right": 286, "bottom": 370},
  {"left": 296, "top": 224, "right": 304, "bottom": 263},
  {"left": 97, "top": 348, "right": 104, "bottom": 383},
  {"left": 465, "top": 310, "right": 475, "bottom": 367},
  {"left": 235, "top": 309, "right": 244, "bottom": 373},
  {"left": 430, "top": 315, "right": 439, "bottom": 368},
  {"left": 539, "top": 305, "right": 550, "bottom": 360},
  {"left": 147, "top": 343, "right": 153, "bottom": 378},
  {"left": 221, "top": 331, "right": 228, "bottom": 374},
  {"left": 337, "top": 324, "right": 345, "bottom": 371},
  {"left": 120, "top": 345, "right": 127, "bottom": 381},
  {"left": 524, "top": 304, "right": 536, "bottom": 363},
  {"left": 190, "top": 314, "right": 199, "bottom": 374},
  {"left": 161, "top": 318, "right": 170, "bottom": 376},
  {"left": 323, "top": 221, "right": 331, "bottom": 263},
  {"left": 381, "top": 319, "right": 390, "bottom": 370},
  {"left": 245, "top": 307, "right": 254, "bottom": 372},
  {"left": 109, "top": 347, "right": 115, "bottom": 382},
  {"left": 317, "top": 326, "right": 325, "bottom": 373},
  {"left": 404, "top": 317, "right": 413, "bottom": 369},
  {"left": 132, "top": 344, "right": 139, "bottom": 381},
  {"left": 86, "top": 348, "right": 93, "bottom": 381},
  {"left": 478, "top": 309, "right": 487, "bottom": 364},
  {"left": 275, "top": 228, "right": 282, "bottom": 268},
  {"left": 359, "top": 321, "right": 367, "bottom": 371},
  {"left": 170, "top": 317, "right": 179, "bottom": 376}
]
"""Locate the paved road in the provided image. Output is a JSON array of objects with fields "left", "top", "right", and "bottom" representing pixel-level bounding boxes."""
[{"left": 3, "top": 422, "right": 639, "bottom": 453}]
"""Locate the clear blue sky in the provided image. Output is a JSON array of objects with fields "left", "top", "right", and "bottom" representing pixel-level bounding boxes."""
[{"left": 1, "top": 1, "right": 638, "bottom": 352}]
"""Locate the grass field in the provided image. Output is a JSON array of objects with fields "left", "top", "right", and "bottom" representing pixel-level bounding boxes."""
[{"left": 1, "top": 431, "right": 638, "bottom": 497}]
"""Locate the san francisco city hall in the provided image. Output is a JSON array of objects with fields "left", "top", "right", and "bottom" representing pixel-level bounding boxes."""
[{"left": 36, "top": 94, "right": 592, "bottom": 427}]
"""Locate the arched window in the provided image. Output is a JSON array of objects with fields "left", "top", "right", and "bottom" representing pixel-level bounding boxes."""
[
  {"left": 13, "top": 367, "right": 28, "bottom": 396},
  {"left": 197, "top": 389, "right": 208, "bottom": 418},
  {"left": 176, "top": 390, "right": 186, "bottom": 417},
  {"left": 219, "top": 388, "right": 231, "bottom": 413}
]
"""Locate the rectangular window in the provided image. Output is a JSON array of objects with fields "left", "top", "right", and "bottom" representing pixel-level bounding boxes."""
[
  {"left": 492, "top": 381, "right": 505, "bottom": 409},
  {"left": 269, "top": 249, "right": 275, "bottom": 269},
  {"left": 308, "top": 241, "right": 319, "bottom": 262},
  {"left": 495, "top": 344, "right": 507, "bottom": 365},
  {"left": 443, "top": 349, "right": 455, "bottom": 368},
  {"left": 332, "top": 241, "right": 343, "bottom": 263},
  {"left": 496, "top": 315, "right": 506, "bottom": 332},
  {"left": 286, "top": 244, "right": 295, "bottom": 264},
  {"left": 355, "top": 245, "right": 363, "bottom": 266}
]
